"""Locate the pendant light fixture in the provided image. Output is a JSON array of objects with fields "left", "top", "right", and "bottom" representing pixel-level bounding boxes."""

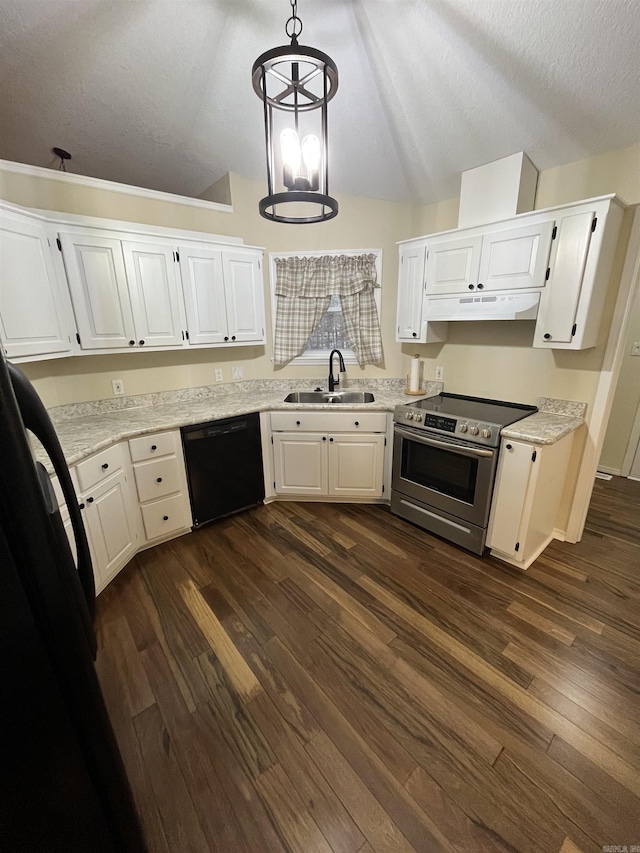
[{"left": 252, "top": 0, "right": 338, "bottom": 223}]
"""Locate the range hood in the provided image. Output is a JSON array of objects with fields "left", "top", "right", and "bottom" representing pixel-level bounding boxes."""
[{"left": 425, "top": 291, "right": 540, "bottom": 322}]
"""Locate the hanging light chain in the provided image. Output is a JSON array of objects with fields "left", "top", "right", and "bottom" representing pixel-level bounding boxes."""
[{"left": 285, "top": 0, "right": 303, "bottom": 44}]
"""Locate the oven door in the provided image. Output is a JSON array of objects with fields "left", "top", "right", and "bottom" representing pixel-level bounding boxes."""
[{"left": 392, "top": 424, "right": 498, "bottom": 527}]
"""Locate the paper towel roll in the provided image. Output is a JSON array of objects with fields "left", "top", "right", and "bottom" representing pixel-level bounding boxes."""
[{"left": 409, "top": 356, "right": 420, "bottom": 392}]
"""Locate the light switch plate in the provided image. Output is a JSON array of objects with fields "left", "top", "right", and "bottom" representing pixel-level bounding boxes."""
[
  {"left": 435, "top": 365, "right": 444, "bottom": 381},
  {"left": 111, "top": 378, "right": 124, "bottom": 396},
  {"left": 631, "top": 341, "right": 640, "bottom": 356},
  {"left": 214, "top": 368, "right": 223, "bottom": 382},
  {"left": 232, "top": 366, "right": 244, "bottom": 380}
]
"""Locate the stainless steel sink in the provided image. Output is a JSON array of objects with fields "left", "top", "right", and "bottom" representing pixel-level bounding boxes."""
[{"left": 283, "top": 391, "right": 375, "bottom": 404}]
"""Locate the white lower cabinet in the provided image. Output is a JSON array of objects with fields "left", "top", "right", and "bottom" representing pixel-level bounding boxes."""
[
  {"left": 487, "top": 432, "right": 575, "bottom": 569},
  {"left": 128, "top": 429, "right": 192, "bottom": 545},
  {"left": 270, "top": 411, "right": 387, "bottom": 499},
  {"left": 74, "top": 443, "right": 139, "bottom": 593}
]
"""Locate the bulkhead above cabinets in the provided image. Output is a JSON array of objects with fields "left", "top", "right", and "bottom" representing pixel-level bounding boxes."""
[
  {"left": 0, "top": 201, "right": 266, "bottom": 362},
  {"left": 396, "top": 194, "right": 624, "bottom": 350}
]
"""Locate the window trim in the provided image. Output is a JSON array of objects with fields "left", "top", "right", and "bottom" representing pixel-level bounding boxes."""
[{"left": 269, "top": 248, "right": 382, "bottom": 366}]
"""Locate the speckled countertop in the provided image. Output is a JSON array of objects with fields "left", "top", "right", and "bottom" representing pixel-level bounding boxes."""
[
  {"left": 35, "top": 382, "right": 585, "bottom": 469},
  {"left": 38, "top": 378, "right": 444, "bottom": 468},
  {"left": 501, "top": 397, "right": 586, "bottom": 445}
]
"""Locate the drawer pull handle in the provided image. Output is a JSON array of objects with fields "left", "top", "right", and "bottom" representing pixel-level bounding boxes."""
[
  {"left": 101, "top": 463, "right": 109, "bottom": 470},
  {"left": 87, "top": 497, "right": 94, "bottom": 504},
  {"left": 157, "top": 477, "right": 163, "bottom": 483},
  {"left": 163, "top": 515, "right": 169, "bottom": 521},
  {"left": 151, "top": 445, "right": 157, "bottom": 451}
]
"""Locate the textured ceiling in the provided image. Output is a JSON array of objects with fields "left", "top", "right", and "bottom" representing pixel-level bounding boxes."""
[{"left": 0, "top": 0, "right": 638, "bottom": 206}]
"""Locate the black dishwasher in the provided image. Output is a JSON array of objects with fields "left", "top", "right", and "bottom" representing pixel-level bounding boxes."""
[{"left": 181, "top": 412, "right": 265, "bottom": 528}]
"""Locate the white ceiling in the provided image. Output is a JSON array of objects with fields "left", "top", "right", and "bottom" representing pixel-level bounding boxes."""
[{"left": 0, "top": 0, "right": 638, "bottom": 206}]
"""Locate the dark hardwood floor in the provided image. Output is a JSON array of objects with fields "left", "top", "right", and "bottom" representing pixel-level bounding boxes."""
[{"left": 95, "top": 476, "right": 640, "bottom": 853}]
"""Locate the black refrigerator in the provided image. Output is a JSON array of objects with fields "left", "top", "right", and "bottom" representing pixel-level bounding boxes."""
[{"left": 0, "top": 351, "right": 147, "bottom": 853}]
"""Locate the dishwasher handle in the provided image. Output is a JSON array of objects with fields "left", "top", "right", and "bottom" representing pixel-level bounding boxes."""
[{"left": 183, "top": 419, "right": 250, "bottom": 441}]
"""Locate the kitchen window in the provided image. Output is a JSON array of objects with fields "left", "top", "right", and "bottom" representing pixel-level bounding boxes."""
[{"left": 269, "top": 248, "right": 382, "bottom": 366}]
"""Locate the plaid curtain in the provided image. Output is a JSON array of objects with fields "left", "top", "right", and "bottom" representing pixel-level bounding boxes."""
[{"left": 273, "top": 253, "right": 383, "bottom": 366}]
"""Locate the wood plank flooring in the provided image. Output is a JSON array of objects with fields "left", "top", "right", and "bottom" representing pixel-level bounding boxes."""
[{"left": 95, "top": 476, "right": 640, "bottom": 853}]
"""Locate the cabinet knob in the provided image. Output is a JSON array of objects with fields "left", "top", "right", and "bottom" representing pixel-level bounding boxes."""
[
  {"left": 296, "top": 420, "right": 301, "bottom": 426},
  {"left": 544, "top": 333, "right": 552, "bottom": 340},
  {"left": 322, "top": 436, "right": 327, "bottom": 441},
  {"left": 412, "top": 332, "right": 417, "bottom": 338},
  {"left": 129, "top": 340, "right": 135, "bottom": 346},
  {"left": 101, "top": 463, "right": 109, "bottom": 470},
  {"left": 477, "top": 283, "right": 484, "bottom": 290},
  {"left": 151, "top": 444, "right": 157, "bottom": 451},
  {"left": 224, "top": 336, "right": 229, "bottom": 341},
  {"left": 163, "top": 515, "right": 169, "bottom": 521},
  {"left": 139, "top": 340, "right": 145, "bottom": 346},
  {"left": 231, "top": 335, "right": 236, "bottom": 341},
  {"left": 468, "top": 284, "right": 475, "bottom": 290},
  {"left": 329, "top": 437, "right": 334, "bottom": 442},
  {"left": 506, "top": 443, "right": 513, "bottom": 450},
  {"left": 157, "top": 477, "right": 163, "bottom": 483},
  {"left": 78, "top": 503, "right": 85, "bottom": 510},
  {"left": 354, "top": 421, "right": 359, "bottom": 426},
  {"left": 87, "top": 496, "right": 94, "bottom": 503}
]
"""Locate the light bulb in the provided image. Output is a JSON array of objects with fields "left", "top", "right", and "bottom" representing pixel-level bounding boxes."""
[
  {"left": 302, "top": 134, "right": 320, "bottom": 191},
  {"left": 280, "top": 128, "right": 301, "bottom": 189}
]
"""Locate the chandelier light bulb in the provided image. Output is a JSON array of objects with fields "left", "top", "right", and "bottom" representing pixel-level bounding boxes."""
[
  {"left": 301, "top": 134, "right": 320, "bottom": 191},
  {"left": 280, "top": 128, "right": 301, "bottom": 189}
]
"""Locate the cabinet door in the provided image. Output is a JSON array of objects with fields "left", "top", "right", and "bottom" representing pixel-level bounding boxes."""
[
  {"left": 425, "top": 234, "right": 482, "bottom": 295},
  {"left": 272, "top": 433, "right": 328, "bottom": 495},
  {"left": 178, "top": 246, "right": 228, "bottom": 344},
  {"left": 222, "top": 250, "right": 265, "bottom": 343},
  {"left": 0, "top": 213, "right": 71, "bottom": 358},
  {"left": 122, "top": 242, "right": 185, "bottom": 347},
  {"left": 328, "top": 433, "right": 385, "bottom": 498},
  {"left": 486, "top": 440, "right": 534, "bottom": 557},
  {"left": 396, "top": 244, "right": 426, "bottom": 340},
  {"left": 59, "top": 232, "right": 136, "bottom": 350},
  {"left": 83, "top": 472, "right": 137, "bottom": 592},
  {"left": 533, "top": 211, "right": 594, "bottom": 346},
  {"left": 478, "top": 221, "right": 554, "bottom": 292}
]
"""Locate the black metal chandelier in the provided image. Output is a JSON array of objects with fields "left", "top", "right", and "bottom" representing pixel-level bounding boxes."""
[{"left": 252, "top": 0, "right": 339, "bottom": 224}]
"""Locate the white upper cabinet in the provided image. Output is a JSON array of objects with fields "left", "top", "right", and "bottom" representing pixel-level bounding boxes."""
[
  {"left": 424, "top": 221, "right": 552, "bottom": 295},
  {"left": 425, "top": 234, "right": 482, "bottom": 295},
  {"left": 222, "top": 250, "right": 265, "bottom": 343},
  {"left": 477, "top": 220, "right": 554, "bottom": 292},
  {"left": 180, "top": 246, "right": 265, "bottom": 346},
  {"left": 0, "top": 210, "right": 72, "bottom": 358},
  {"left": 59, "top": 232, "right": 136, "bottom": 350},
  {"left": 532, "top": 198, "right": 623, "bottom": 350},
  {"left": 122, "top": 241, "right": 185, "bottom": 348},
  {"left": 396, "top": 244, "right": 426, "bottom": 341},
  {"left": 179, "top": 246, "right": 227, "bottom": 345}
]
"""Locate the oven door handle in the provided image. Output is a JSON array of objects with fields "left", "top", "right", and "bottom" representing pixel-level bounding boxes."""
[{"left": 394, "top": 425, "right": 495, "bottom": 459}]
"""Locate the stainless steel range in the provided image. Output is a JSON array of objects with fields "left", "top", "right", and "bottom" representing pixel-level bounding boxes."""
[{"left": 391, "top": 393, "right": 537, "bottom": 554}]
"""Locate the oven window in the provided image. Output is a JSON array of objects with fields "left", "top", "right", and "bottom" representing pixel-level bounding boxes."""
[{"left": 402, "top": 440, "right": 478, "bottom": 504}]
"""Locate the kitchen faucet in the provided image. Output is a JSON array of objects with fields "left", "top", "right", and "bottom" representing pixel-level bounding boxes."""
[{"left": 328, "top": 349, "right": 345, "bottom": 392}]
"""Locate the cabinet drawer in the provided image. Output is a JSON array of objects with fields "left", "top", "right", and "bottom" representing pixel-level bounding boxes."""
[
  {"left": 129, "top": 430, "right": 178, "bottom": 462},
  {"left": 271, "top": 411, "right": 387, "bottom": 433},
  {"left": 133, "top": 456, "right": 182, "bottom": 503},
  {"left": 75, "top": 444, "right": 124, "bottom": 493},
  {"left": 140, "top": 493, "right": 191, "bottom": 541}
]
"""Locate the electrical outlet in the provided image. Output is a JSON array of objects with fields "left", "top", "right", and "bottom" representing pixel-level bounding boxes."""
[
  {"left": 214, "top": 368, "right": 224, "bottom": 382},
  {"left": 111, "top": 378, "right": 124, "bottom": 396},
  {"left": 435, "top": 365, "right": 444, "bottom": 381},
  {"left": 631, "top": 341, "right": 640, "bottom": 356},
  {"left": 232, "top": 366, "right": 244, "bottom": 380}
]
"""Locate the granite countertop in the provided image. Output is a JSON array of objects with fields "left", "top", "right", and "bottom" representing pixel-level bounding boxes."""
[
  {"left": 501, "top": 397, "right": 586, "bottom": 445},
  {"left": 39, "top": 378, "right": 444, "bottom": 469}
]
